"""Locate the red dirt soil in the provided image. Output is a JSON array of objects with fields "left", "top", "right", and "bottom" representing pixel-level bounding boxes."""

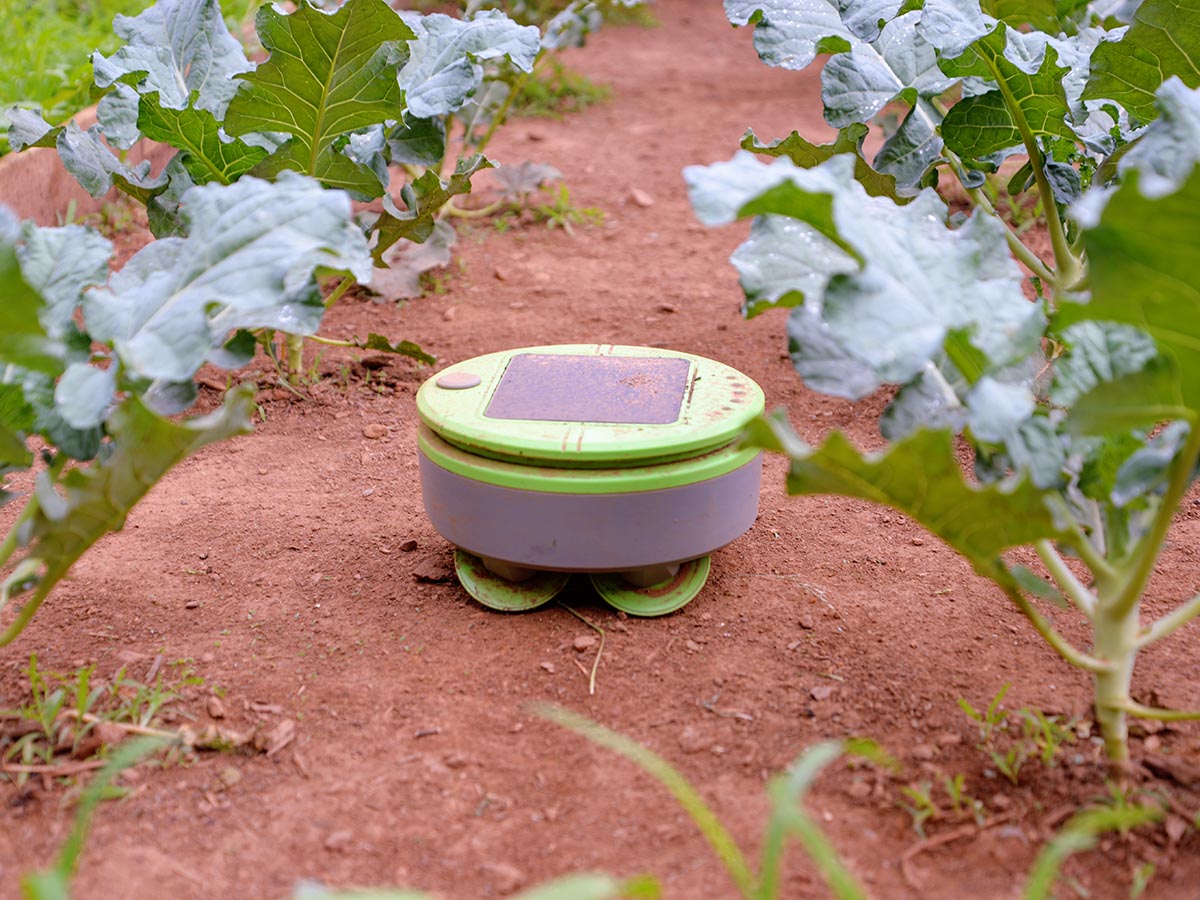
[{"left": 3, "top": 2, "right": 1200, "bottom": 898}]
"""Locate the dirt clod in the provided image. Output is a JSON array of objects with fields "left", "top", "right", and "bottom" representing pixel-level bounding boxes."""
[
  {"left": 678, "top": 726, "right": 712, "bottom": 755},
  {"left": 483, "top": 862, "right": 526, "bottom": 894},
  {"left": 413, "top": 557, "right": 455, "bottom": 583},
  {"left": 810, "top": 685, "right": 834, "bottom": 701},
  {"left": 206, "top": 696, "right": 226, "bottom": 719},
  {"left": 362, "top": 423, "right": 388, "bottom": 440},
  {"left": 399, "top": 539, "right": 419, "bottom": 552},
  {"left": 573, "top": 635, "right": 597, "bottom": 651},
  {"left": 324, "top": 830, "right": 353, "bottom": 852}
]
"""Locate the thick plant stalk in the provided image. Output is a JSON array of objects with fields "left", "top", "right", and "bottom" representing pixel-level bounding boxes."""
[
  {"left": 285, "top": 332, "right": 304, "bottom": 385},
  {"left": 983, "top": 58, "right": 1081, "bottom": 292},
  {"left": 1091, "top": 595, "right": 1141, "bottom": 778}
]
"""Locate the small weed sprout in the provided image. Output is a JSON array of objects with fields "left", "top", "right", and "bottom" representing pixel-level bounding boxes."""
[{"left": 960, "top": 685, "right": 1077, "bottom": 785}]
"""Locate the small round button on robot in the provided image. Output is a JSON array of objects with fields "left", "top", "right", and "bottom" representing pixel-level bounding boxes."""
[{"left": 435, "top": 372, "right": 482, "bottom": 390}]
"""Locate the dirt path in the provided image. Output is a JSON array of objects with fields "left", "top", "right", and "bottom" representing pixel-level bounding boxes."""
[{"left": 3, "top": 2, "right": 1200, "bottom": 898}]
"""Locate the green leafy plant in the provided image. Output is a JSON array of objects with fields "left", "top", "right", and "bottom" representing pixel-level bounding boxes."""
[
  {"left": 959, "top": 684, "right": 1078, "bottom": 784},
  {"left": 510, "top": 56, "right": 612, "bottom": 118},
  {"left": 5, "top": 0, "right": 529, "bottom": 380},
  {"left": 688, "top": 0, "right": 1200, "bottom": 780},
  {"left": 2, "top": 656, "right": 198, "bottom": 783},
  {"left": 899, "top": 774, "right": 985, "bottom": 837},
  {"left": 0, "top": 167, "right": 372, "bottom": 644},
  {"left": 542, "top": 706, "right": 1161, "bottom": 900}
]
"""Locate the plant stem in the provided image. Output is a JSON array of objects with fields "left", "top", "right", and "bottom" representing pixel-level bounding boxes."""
[
  {"left": 1122, "top": 702, "right": 1200, "bottom": 722},
  {"left": 984, "top": 59, "right": 1080, "bottom": 291},
  {"left": 1092, "top": 594, "right": 1140, "bottom": 780},
  {"left": 1136, "top": 590, "right": 1200, "bottom": 648},
  {"left": 324, "top": 274, "right": 355, "bottom": 309},
  {"left": 994, "top": 572, "right": 1110, "bottom": 675},
  {"left": 1035, "top": 541, "right": 1096, "bottom": 618},
  {"left": 471, "top": 56, "right": 542, "bottom": 160},
  {"left": 942, "top": 147, "right": 1055, "bottom": 284},
  {"left": 1109, "top": 419, "right": 1200, "bottom": 620},
  {"left": 442, "top": 198, "right": 507, "bottom": 219},
  {"left": 284, "top": 333, "right": 304, "bottom": 386}
]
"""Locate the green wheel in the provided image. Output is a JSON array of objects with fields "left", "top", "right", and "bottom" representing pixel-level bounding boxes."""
[
  {"left": 454, "top": 550, "right": 569, "bottom": 612},
  {"left": 589, "top": 556, "right": 711, "bottom": 617}
]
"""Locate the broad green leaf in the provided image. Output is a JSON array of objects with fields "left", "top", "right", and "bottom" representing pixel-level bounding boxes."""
[
  {"left": 731, "top": 215, "right": 857, "bottom": 318},
  {"left": 372, "top": 155, "right": 493, "bottom": 264},
  {"left": 1064, "top": 166, "right": 1200, "bottom": 409},
  {"left": 146, "top": 155, "right": 198, "bottom": 239},
  {"left": 5, "top": 109, "right": 57, "bottom": 152},
  {"left": 96, "top": 85, "right": 141, "bottom": 150},
  {"left": 966, "top": 376, "right": 1034, "bottom": 442},
  {"left": 387, "top": 115, "right": 447, "bottom": 167},
  {"left": 880, "top": 365, "right": 969, "bottom": 439},
  {"left": 685, "top": 151, "right": 849, "bottom": 237},
  {"left": 786, "top": 306, "right": 885, "bottom": 399},
  {"left": 138, "top": 92, "right": 267, "bottom": 186},
  {"left": 22, "top": 373, "right": 103, "bottom": 461},
  {"left": 873, "top": 101, "right": 944, "bottom": 188},
  {"left": 0, "top": 384, "right": 34, "bottom": 487},
  {"left": 0, "top": 389, "right": 254, "bottom": 646},
  {"left": 1010, "top": 563, "right": 1067, "bottom": 606},
  {"left": 53, "top": 364, "right": 116, "bottom": 430},
  {"left": 398, "top": 9, "right": 540, "bottom": 119},
  {"left": 1103, "top": 77, "right": 1200, "bottom": 196},
  {"left": 981, "top": 0, "right": 1060, "bottom": 31},
  {"left": 1083, "top": 0, "right": 1200, "bottom": 125},
  {"left": 724, "top": 0, "right": 854, "bottom": 70},
  {"left": 92, "top": 0, "right": 252, "bottom": 117},
  {"left": 16, "top": 224, "right": 113, "bottom": 339},
  {"left": 223, "top": 0, "right": 414, "bottom": 198},
  {"left": 84, "top": 173, "right": 372, "bottom": 383},
  {"left": 821, "top": 12, "right": 954, "bottom": 127},
  {"left": 1111, "top": 420, "right": 1194, "bottom": 505},
  {"left": 354, "top": 334, "right": 436, "bottom": 365},
  {"left": 744, "top": 412, "right": 1069, "bottom": 565},
  {"left": 1049, "top": 321, "right": 1159, "bottom": 407},
  {"left": 1066, "top": 355, "right": 1190, "bottom": 434},
  {"left": 55, "top": 122, "right": 169, "bottom": 203},
  {"left": 1000, "top": 416, "right": 1067, "bottom": 490},
  {"left": 373, "top": 219, "right": 456, "bottom": 300},
  {"left": 915, "top": 0, "right": 995, "bottom": 58},
  {"left": 0, "top": 211, "right": 63, "bottom": 375},
  {"left": 741, "top": 125, "right": 904, "bottom": 199},
  {"left": 344, "top": 127, "right": 391, "bottom": 194},
  {"left": 687, "top": 153, "right": 1039, "bottom": 400},
  {"left": 941, "top": 31, "right": 1075, "bottom": 158}
]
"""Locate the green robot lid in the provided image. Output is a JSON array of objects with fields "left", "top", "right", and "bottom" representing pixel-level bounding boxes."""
[{"left": 416, "top": 344, "right": 765, "bottom": 467}]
